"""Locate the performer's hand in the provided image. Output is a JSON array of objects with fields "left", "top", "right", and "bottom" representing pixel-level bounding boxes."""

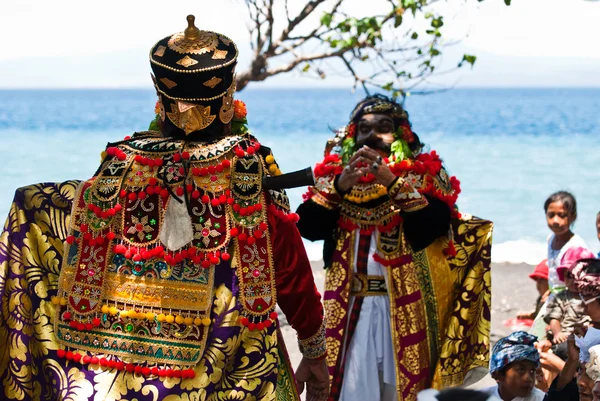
[
  {"left": 337, "top": 158, "right": 370, "bottom": 194},
  {"left": 352, "top": 146, "right": 396, "bottom": 188},
  {"left": 295, "top": 357, "right": 330, "bottom": 401}
]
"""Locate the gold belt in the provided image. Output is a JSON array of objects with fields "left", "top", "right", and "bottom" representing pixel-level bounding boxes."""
[{"left": 351, "top": 274, "right": 387, "bottom": 297}]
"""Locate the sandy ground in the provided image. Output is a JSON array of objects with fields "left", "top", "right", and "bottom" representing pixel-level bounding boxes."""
[{"left": 278, "top": 261, "right": 539, "bottom": 392}]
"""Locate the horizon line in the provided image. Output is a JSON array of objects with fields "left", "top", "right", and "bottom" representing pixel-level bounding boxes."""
[{"left": 1, "top": 86, "right": 600, "bottom": 91}]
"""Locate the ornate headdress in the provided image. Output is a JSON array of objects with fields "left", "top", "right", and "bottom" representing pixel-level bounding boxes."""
[
  {"left": 150, "top": 15, "right": 238, "bottom": 137},
  {"left": 349, "top": 94, "right": 408, "bottom": 126}
]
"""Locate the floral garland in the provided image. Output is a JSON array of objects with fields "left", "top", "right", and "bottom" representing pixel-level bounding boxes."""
[{"left": 306, "top": 151, "right": 461, "bottom": 217}]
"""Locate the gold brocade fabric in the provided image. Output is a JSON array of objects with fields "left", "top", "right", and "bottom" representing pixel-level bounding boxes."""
[
  {"left": 323, "top": 216, "right": 492, "bottom": 400},
  {"left": 0, "top": 178, "right": 301, "bottom": 400}
]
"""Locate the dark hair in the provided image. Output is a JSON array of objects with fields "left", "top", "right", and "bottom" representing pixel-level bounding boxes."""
[
  {"left": 580, "top": 258, "right": 600, "bottom": 275},
  {"left": 436, "top": 388, "right": 490, "bottom": 401},
  {"left": 544, "top": 191, "right": 577, "bottom": 219}
]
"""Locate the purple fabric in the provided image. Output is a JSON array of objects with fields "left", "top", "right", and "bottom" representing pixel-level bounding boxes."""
[{"left": 0, "top": 181, "right": 295, "bottom": 400}]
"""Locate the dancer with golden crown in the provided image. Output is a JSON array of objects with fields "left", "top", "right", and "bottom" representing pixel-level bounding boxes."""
[{"left": 0, "top": 16, "right": 329, "bottom": 401}]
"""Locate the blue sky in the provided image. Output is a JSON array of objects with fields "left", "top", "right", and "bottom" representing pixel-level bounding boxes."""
[{"left": 1, "top": 0, "right": 599, "bottom": 89}]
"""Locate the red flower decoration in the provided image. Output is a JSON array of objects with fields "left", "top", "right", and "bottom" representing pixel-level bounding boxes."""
[
  {"left": 400, "top": 125, "right": 414, "bottom": 143},
  {"left": 346, "top": 123, "right": 356, "bottom": 138},
  {"left": 233, "top": 100, "right": 247, "bottom": 120},
  {"left": 154, "top": 101, "right": 160, "bottom": 115}
]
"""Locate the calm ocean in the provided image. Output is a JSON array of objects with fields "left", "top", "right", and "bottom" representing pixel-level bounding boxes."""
[{"left": 1, "top": 88, "right": 599, "bottom": 264}]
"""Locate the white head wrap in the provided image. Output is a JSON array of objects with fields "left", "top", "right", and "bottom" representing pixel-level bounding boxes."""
[
  {"left": 577, "top": 327, "right": 600, "bottom": 364},
  {"left": 586, "top": 344, "right": 600, "bottom": 382}
]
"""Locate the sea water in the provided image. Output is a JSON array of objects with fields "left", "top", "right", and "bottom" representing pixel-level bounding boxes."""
[{"left": 1, "top": 88, "right": 598, "bottom": 264}]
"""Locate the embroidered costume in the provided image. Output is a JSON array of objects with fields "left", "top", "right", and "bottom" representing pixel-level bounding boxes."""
[
  {"left": 297, "top": 96, "right": 493, "bottom": 401},
  {"left": 0, "top": 16, "right": 325, "bottom": 401}
]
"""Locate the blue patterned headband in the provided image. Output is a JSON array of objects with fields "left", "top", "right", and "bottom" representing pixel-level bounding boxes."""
[{"left": 490, "top": 331, "right": 540, "bottom": 374}]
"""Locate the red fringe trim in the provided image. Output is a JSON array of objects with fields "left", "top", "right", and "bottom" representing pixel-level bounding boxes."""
[
  {"left": 372, "top": 253, "right": 412, "bottom": 267},
  {"left": 267, "top": 204, "right": 299, "bottom": 223}
]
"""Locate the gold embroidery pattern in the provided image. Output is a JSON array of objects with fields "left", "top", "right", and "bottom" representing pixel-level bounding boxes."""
[
  {"left": 326, "top": 338, "right": 340, "bottom": 369},
  {"left": 212, "top": 49, "right": 228, "bottom": 60},
  {"left": 323, "top": 299, "right": 345, "bottom": 329},
  {"left": 203, "top": 76, "right": 222, "bottom": 89},
  {"left": 219, "top": 81, "right": 235, "bottom": 124},
  {"left": 176, "top": 55, "right": 199, "bottom": 68},
  {"left": 153, "top": 45, "right": 166, "bottom": 57},
  {"left": 159, "top": 77, "right": 178, "bottom": 89},
  {"left": 298, "top": 319, "right": 326, "bottom": 359},
  {"left": 0, "top": 173, "right": 302, "bottom": 399},
  {"left": 432, "top": 216, "right": 493, "bottom": 388},
  {"left": 386, "top": 257, "right": 431, "bottom": 399},
  {"left": 168, "top": 31, "right": 219, "bottom": 55}
]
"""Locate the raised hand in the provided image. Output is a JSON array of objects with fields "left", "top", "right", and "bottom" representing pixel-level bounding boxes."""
[{"left": 337, "top": 146, "right": 395, "bottom": 193}]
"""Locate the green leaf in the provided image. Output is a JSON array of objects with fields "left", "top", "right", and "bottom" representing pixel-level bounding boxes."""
[
  {"left": 394, "top": 15, "right": 403, "bottom": 28},
  {"left": 302, "top": 63, "right": 311, "bottom": 73},
  {"left": 411, "top": 32, "right": 418, "bottom": 40},
  {"left": 458, "top": 54, "right": 477, "bottom": 68},
  {"left": 341, "top": 137, "right": 356, "bottom": 164},
  {"left": 321, "top": 13, "right": 333, "bottom": 28},
  {"left": 148, "top": 116, "right": 160, "bottom": 131},
  {"left": 431, "top": 17, "right": 444, "bottom": 28},
  {"left": 392, "top": 90, "right": 404, "bottom": 99},
  {"left": 391, "top": 138, "right": 412, "bottom": 161},
  {"left": 504, "top": 0, "right": 511, "bottom": 5}
]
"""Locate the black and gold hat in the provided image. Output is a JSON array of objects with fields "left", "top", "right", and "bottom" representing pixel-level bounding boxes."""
[{"left": 150, "top": 15, "right": 238, "bottom": 136}]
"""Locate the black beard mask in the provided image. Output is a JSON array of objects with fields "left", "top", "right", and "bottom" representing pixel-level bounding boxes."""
[{"left": 361, "top": 136, "right": 391, "bottom": 154}]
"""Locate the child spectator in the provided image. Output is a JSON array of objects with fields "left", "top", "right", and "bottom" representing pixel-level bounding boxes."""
[
  {"left": 483, "top": 331, "right": 546, "bottom": 401},
  {"left": 544, "top": 191, "right": 588, "bottom": 293},
  {"left": 517, "top": 259, "right": 550, "bottom": 321},
  {"left": 544, "top": 247, "right": 594, "bottom": 345},
  {"left": 571, "top": 258, "right": 600, "bottom": 326}
]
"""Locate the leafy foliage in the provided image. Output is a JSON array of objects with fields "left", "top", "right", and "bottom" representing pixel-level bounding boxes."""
[{"left": 238, "top": 0, "right": 510, "bottom": 97}]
